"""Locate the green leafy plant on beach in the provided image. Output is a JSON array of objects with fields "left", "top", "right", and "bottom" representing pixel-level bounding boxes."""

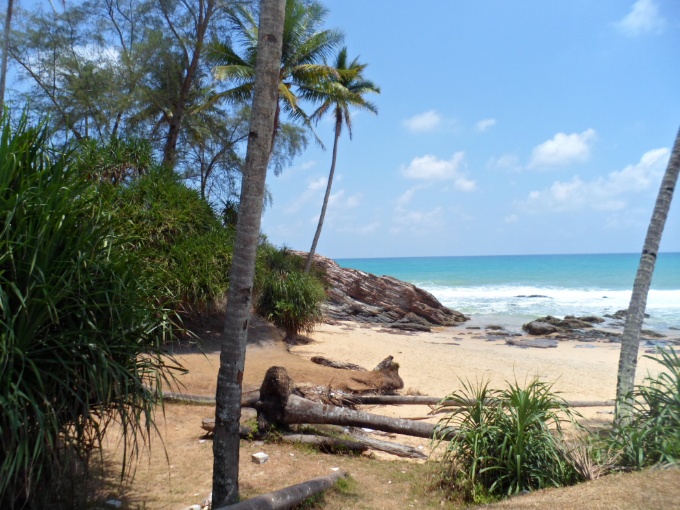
[
  {"left": 0, "top": 115, "right": 184, "bottom": 507},
  {"left": 256, "top": 247, "right": 326, "bottom": 340},
  {"left": 607, "top": 348, "right": 680, "bottom": 469},
  {"left": 432, "top": 378, "right": 579, "bottom": 503}
]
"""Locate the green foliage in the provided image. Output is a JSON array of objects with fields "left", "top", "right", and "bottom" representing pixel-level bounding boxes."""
[
  {"left": 432, "top": 378, "right": 578, "bottom": 502},
  {"left": 111, "top": 166, "right": 234, "bottom": 315},
  {"left": 255, "top": 247, "right": 325, "bottom": 339},
  {"left": 607, "top": 348, "right": 680, "bottom": 469},
  {"left": 0, "top": 115, "right": 184, "bottom": 507},
  {"left": 74, "top": 136, "right": 153, "bottom": 183}
]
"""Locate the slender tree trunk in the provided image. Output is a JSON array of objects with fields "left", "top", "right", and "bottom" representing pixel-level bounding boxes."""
[
  {"left": 211, "top": 1, "right": 285, "bottom": 506},
  {"left": 615, "top": 127, "right": 680, "bottom": 422},
  {"left": 0, "top": 0, "right": 15, "bottom": 111},
  {"left": 305, "top": 118, "right": 341, "bottom": 272}
]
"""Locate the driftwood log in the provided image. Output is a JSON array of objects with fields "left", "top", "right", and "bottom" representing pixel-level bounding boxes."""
[
  {"left": 214, "top": 470, "right": 347, "bottom": 510},
  {"left": 256, "top": 367, "right": 439, "bottom": 439}
]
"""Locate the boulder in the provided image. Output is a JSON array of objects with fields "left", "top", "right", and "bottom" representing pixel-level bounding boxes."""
[
  {"left": 298, "top": 252, "right": 469, "bottom": 329},
  {"left": 522, "top": 320, "right": 559, "bottom": 336}
]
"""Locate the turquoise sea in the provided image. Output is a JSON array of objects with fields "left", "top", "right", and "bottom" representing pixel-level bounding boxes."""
[{"left": 335, "top": 253, "right": 680, "bottom": 332}]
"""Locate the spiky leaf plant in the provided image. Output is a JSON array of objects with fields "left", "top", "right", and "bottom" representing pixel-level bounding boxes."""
[
  {"left": 432, "top": 378, "right": 578, "bottom": 502},
  {"left": 0, "top": 115, "right": 183, "bottom": 508}
]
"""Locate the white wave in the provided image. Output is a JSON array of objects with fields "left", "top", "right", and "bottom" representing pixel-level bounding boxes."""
[{"left": 419, "top": 284, "right": 680, "bottom": 328}]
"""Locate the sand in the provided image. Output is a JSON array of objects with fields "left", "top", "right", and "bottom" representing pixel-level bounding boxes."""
[{"left": 172, "top": 318, "right": 673, "bottom": 429}]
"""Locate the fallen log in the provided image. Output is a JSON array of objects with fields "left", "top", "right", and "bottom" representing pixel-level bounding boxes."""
[
  {"left": 310, "top": 356, "right": 367, "bottom": 371},
  {"left": 256, "top": 367, "right": 440, "bottom": 439},
  {"left": 343, "top": 432, "right": 427, "bottom": 459},
  {"left": 348, "top": 395, "right": 616, "bottom": 408},
  {"left": 214, "top": 470, "right": 347, "bottom": 510},
  {"left": 161, "top": 390, "right": 259, "bottom": 408},
  {"left": 280, "top": 434, "right": 367, "bottom": 454}
]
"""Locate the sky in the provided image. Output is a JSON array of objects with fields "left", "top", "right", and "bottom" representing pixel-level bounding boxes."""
[{"left": 260, "top": 0, "right": 680, "bottom": 259}]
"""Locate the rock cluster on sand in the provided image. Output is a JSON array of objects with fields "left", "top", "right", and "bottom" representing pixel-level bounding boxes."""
[{"left": 300, "top": 253, "right": 468, "bottom": 331}]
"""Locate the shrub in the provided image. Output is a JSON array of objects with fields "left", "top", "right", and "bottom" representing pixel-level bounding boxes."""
[
  {"left": 0, "top": 116, "right": 183, "bottom": 507},
  {"left": 432, "top": 378, "right": 578, "bottom": 502},
  {"left": 256, "top": 247, "right": 325, "bottom": 340},
  {"left": 607, "top": 348, "right": 680, "bottom": 469},
  {"left": 111, "top": 166, "right": 234, "bottom": 315}
]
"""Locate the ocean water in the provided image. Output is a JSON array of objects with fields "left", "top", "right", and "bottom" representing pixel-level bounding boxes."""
[{"left": 335, "top": 253, "right": 680, "bottom": 332}]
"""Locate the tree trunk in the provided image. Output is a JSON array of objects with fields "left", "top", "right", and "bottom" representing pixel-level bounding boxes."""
[
  {"left": 305, "top": 117, "right": 341, "bottom": 273},
  {"left": 256, "top": 367, "right": 438, "bottom": 439},
  {"left": 214, "top": 471, "right": 347, "bottom": 510},
  {"left": 212, "top": 1, "right": 285, "bottom": 507},
  {"left": 0, "top": 0, "right": 14, "bottom": 111},
  {"left": 615, "top": 126, "right": 680, "bottom": 422}
]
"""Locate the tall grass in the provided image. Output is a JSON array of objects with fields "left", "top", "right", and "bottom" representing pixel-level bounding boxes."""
[
  {"left": 432, "top": 378, "right": 578, "bottom": 502},
  {"left": 607, "top": 348, "right": 680, "bottom": 469},
  {"left": 0, "top": 116, "right": 184, "bottom": 507}
]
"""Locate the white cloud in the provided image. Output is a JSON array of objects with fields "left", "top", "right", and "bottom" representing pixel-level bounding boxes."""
[
  {"left": 329, "top": 190, "right": 361, "bottom": 209},
  {"left": 616, "top": 0, "right": 665, "bottom": 36},
  {"left": 522, "top": 147, "right": 669, "bottom": 213},
  {"left": 300, "top": 160, "right": 317, "bottom": 170},
  {"left": 489, "top": 153, "right": 522, "bottom": 172},
  {"left": 308, "top": 177, "right": 327, "bottom": 190},
  {"left": 475, "top": 118, "right": 497, "bottom": 132},
  {"left": 528, "top": 129, "right": 596, "bottom": 169},
  {"left": 390, "top": 206, "right": 446, "bottom": 234},
  {"left": 402, "top": 110, "right": 443, "bottom": 133},
  {"left": 402, "top": 152, "right": 476, "bottom": 190},
  {"left": 503, "top": 214, "right": 519, "bottom": 224}
]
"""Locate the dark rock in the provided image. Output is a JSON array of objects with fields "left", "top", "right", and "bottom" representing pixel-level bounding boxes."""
[
  {"left": 608, "top": 309, "right": 650, "bottom": 320},
  {"left": 522, "top": 321, "right": 559, "bottom": 336},
  {"left": 506, "top": 338, "right": 558, "bottom": 349},
  {"left": 300, "top": 252, "right": 468, "bottom": 330},
  {"left": 485, "top": 325, "right": 505, "bottom": 331},
  {"left": 641, "top": 329, "right": 666, "bottom": 338},
  {"left": 466, "top": 326, "right": 481, "bottom": 330},
  {"left": 565, "top": 315, "right": 605, "bottom": 324},
  {"left": 515, "top": 294, "right": 549, "bottom": 298}
]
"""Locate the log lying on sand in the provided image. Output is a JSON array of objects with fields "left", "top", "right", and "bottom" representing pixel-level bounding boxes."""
[
  {"left": 310, "top": 356, "right": 367, "bottom": 371},
  {"left": 256, "top": 366, "right": 440, "bottom": 439},
  {"left": 346, "top": 395, "right": 616, "bottom": 408},
  {"left": 214, "top": 470, "right": 347, "bottom": 510}
]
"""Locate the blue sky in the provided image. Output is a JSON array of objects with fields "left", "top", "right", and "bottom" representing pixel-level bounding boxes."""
[{"left": 261, "top": 0, "right": 680, "bottom": 259}]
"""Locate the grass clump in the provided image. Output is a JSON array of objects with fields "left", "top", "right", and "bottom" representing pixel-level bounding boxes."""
[
  {"left": 432, "top": 378, "right": 579, "bottom": 503},
  {"left": 256, "top": 247, "right": 325, "bottom": 341},
  {"left": 606, "top": 348, "right": 680, "bottom": 470}
]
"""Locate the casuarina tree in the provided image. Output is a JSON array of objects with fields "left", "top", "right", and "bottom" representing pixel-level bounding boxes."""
[
  {"left": 615, "top": 126, "right": 680, "bottom": 422},
  {"left": 211, "top": 0, "right": 285, "bottom": 506}
]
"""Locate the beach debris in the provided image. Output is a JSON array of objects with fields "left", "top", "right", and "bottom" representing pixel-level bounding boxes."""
[
  {"left": 310, "top": 356, "right": 367, "bottom": 371},
  {"left": 251, "top": 452, "right": 269, "bottom": 464}
]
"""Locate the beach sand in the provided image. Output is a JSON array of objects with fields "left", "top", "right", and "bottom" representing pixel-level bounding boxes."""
[{"left": 174, "top": 319, "right": 673, "bottom": 429}]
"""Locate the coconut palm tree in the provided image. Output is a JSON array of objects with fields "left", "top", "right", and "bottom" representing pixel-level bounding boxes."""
[
  {"left": 211, "top": 0, "right": 285, "bottom": 506},
  {"left": 615, "top": 126, "right": 680, "bottom": 422},
  {"left": 303, "top": 47, "right": 380, "bottom": 272},
  {"left": 207, "top": 0, "right": 342, "bottom": 166}
]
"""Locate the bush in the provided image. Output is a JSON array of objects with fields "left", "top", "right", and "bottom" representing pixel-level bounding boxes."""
[
  {"left": 432, "top": 378, "right": 578, "bottom": 502},
  {"left": 0, "top": 116, "right": 183, "bottom": 507},
  {"left": 607, "top": 348, "right": 680, "bottom": 469},
  {"left": 256, "top": 247, "right": 325, "bottom": 340},
  {"left": 111, "top": 167, "right": 234, "bottom": 315}
]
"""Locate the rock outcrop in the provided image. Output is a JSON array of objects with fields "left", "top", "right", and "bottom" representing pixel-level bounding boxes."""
[{"left": 300, "top": 253, "right": 468, "bottom": 330}]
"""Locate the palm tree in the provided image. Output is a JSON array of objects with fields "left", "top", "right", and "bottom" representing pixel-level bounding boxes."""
[
  {"left": 0, "top": 0, "right": 14, "bottom": 111},
  {"left": 303, "top": 47, "right": 380, "bottom": 272},
  {"left": 615, "top": 126, "right": 680, "bottom": 422},
  {"left": 207, "top": 0, "right": 342, "bottom": 165},
  {"left": 211, "top": 0, "right": 285, "bottom": 506}
]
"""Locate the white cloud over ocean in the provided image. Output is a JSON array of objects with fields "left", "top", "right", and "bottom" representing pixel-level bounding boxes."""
[
  {"left": 528, "top": 129, "right": 596, "bottom": 169},
  {"left": 522, "top": 147, "right": 669, "bottom": 213},
  {"left": 616, "top": 0, "right": 666, "bottom": 36},
  {"left": 401, "top": 152, "right": 476, "bottom": 191}
]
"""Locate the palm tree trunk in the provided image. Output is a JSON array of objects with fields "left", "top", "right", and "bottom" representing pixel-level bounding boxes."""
[
  {"left": 305, "top": 118, "right": 341, "bottom": 272},
  {"left": 0, "top": 0, "right": 15, "bottom": 112},
  {"left": 211, "top": 0, "right": 285, "bottom": 506},
  {"left": 615, "top": 126, "right": 680, "bottom": 422}
]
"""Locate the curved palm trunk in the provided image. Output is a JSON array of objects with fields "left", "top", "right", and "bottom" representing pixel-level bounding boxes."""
[
  {"left": 211, "top": 0, "right": 285, "bottom": 506},
  {"left": 305, "top": 118, "right": 341, "bottom": 273},
  {"left": 615, "top": 126, "right": 680, "bottom": 422},
  {"left": 0, "top": 0, "right": 15, "bottom": 111}
]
